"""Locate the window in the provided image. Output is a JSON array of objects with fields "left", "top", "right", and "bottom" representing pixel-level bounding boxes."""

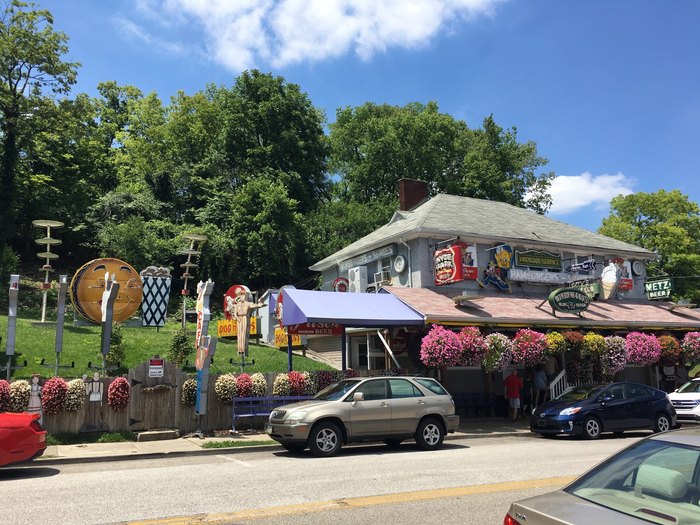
[
  {"left": 355, "top": 379, "right": 388, "bottom": 401},
  {"left": 414, "top": 378, "right": 448, "bottom": 395},
  {"left": 603, "top": 385, "right": 625, "bottom": 400},
  {"left": 389, "top": 379, "right": 423, "bottom": 398},
  {"left": 624, "top": 384, "right": 651, "bottom": 399}
]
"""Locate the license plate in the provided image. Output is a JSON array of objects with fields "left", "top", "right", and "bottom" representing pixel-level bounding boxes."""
[
  {"left": 265, "top": 424, "right": 273, "bottom": 435},
  {"left": 537, "top": 419, "right": 546, "bottom": 427}
]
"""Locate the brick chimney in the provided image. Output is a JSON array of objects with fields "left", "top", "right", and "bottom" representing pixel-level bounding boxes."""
[{"left": 398, "top": 178, "right": 429, "bottom": 211}]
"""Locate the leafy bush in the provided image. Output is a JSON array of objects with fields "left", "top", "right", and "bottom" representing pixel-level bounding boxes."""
[
  {"left": 181, "top": 379, "right": 197, "bottom": 407},
  {"left": 250, "top": 373, "right": 267, "bottom": 396},
  {"left": 107, "top": 377, "right": 131, "bottom": 412},
  {"left": 420, "top": 325, "right": 462, "bottom": 368},
  {"left": 214, "top": 374, "right": 237, "bottom": 404},
  {"left": 0, "top": 379, "right": 10, "bottom": 411},
  {"left": 168, "top": 327, "right": 194, "bottom": 365},
  {"left": 41, "top": 377, "right": 68, "bottom": 415},
  {"left": 272, "top": 373, "right": 290, "bottom": 396},
  {"left": 65, "top": 379, "right": 85, "bottom": 412},
  {"left": 9, "top": 380, "right": 30, "bottom": 412},
  {"left": 106, "top": 323, "right": 125, "bottom": 368}
]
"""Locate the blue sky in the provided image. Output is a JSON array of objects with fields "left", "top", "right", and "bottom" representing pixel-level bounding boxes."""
[{"left": 41, "top": 0, "right": 700, "bottom": 232}]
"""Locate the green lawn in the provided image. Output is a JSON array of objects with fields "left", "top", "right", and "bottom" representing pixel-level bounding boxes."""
[{"left": 0, "top": 315, "right": 333, "bottom": 379}]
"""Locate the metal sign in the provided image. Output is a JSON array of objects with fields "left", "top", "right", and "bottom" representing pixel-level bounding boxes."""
[
  {"left": 515, "top": 250, "right": 561, "bottom": 270},
  {"left": 569, "top": 259, "right": 597, "bottom": 272},
  {"left": 217, "top": 317, "right": 258, "bottom": 338},
  {"left": 547, "top": 287, "right": 591, "bottom": 314},
  {"left": 148, "top": 358, "right": 164, "bottom": 378},
  {"left": 645, "top": 278, "right": 673, "bottom": 300}
]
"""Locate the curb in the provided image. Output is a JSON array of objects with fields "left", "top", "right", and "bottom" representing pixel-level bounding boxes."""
[{"left": 34, "top": 429, "right": 532, "bottom": 466}]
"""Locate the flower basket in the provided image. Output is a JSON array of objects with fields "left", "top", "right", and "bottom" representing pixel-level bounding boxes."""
[
  {"left": 181, "top": 379, "right": 197, "bottom": 407},
  {"left": 563, "top": 330, "right": 584, "bottom": 358},
  {"left": 682, "top": 332, "right": 700, "bottom": 364},
  {"left": 420, "top": 325, "right": 463, "bottom": 368},
  {"left": 545, "top": 331, "right": 566, "bottom": 357},
  {"left": 512, "top": 329, "right": 547, "bottom": 367},
  {"left": 236, "top": 374, "right": 253, "bottom": 397},
  {"left": 625, "top": 332, "right": 661, "bottom": 365},
  {"left": 65, "top": 379, "right": 85, "bottom": 412},
  {"left": 214, "top": 374, "right": 237, "bottom": 404},
  {"left": 458, "top": 326, "right": 487, "bottom": 366},
  {"left": 107, "top": 377, "right": 131, "bottom": 412},
  {"left": 602, "top": 336, "right": 627, "bottom": 378},
  {"left": 581, "top": 332, "right": 606, "bottom": 359},
  {"left": 9, "top": 380, "right": 30, "bottom": 412},
  {"left": 272, "top": 373, "right": 290, "bottom": 396},
  {"left": 659, "top": 335, "right": 681, "bottom": 362},
  {"left": 287, "top": 371, "right": 306, "bottom": 396},
  {"left": 250, "top": 373, "right": 267, "bottom": 397},
  {"left": 483, "top": 333, "right": 513, "bottom": 372},
  {"left": 0, "top": 380, "right": 10, "bottom": 412},
  {"left": 41, "top": 377, "right": 68, "bottom": 415}
]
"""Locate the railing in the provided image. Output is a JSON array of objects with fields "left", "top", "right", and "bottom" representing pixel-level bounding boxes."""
[{"left": 548, "top": 369, "right": 571, "bottom": 400}]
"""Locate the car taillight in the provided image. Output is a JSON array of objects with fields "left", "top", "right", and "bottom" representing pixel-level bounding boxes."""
[
  {"left": 30, "top": 420, "right": 44, "bottom": 433},
  {"left": 503, "top": 514, "right": 522, "bottom": 525}
]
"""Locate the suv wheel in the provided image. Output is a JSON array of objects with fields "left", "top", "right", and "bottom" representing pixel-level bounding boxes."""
[
  {"left": 415, "top": 418, "right": 444, "bottom": 450},
  {"left": 308, "top": 422, "right": 342, "bottom": 457},
  {"left": 654, "top": 413, "right": 671, "bottom": 433}
]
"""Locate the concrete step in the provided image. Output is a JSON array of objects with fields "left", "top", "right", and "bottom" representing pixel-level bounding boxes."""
[{"left": 137, "top": 429, "right": 179, "bottom": 442}]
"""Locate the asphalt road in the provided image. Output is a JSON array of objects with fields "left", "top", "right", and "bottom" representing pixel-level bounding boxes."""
[{"left": 1, "top": 432, "right": 650, "bottom": 525}]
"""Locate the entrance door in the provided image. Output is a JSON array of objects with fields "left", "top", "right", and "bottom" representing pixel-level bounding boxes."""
[{"left": 351, "top": 339, "right": 369, "bottom": 370}]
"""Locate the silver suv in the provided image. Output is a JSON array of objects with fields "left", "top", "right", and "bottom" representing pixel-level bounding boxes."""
[
  {"left": 265, "top": 376, "right": 460, "bottom": 457},
  {"left": 668, "top": 378, "right": 700, "bottom": 423}
]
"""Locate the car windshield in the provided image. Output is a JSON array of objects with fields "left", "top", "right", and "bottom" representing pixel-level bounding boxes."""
[
  {"left": 555, "top": 384, "right": 605, "bottom": 402},
  {"left": 566, "top": 438, "right": 700, "bottom": 524},
  {"left": 313, "top": 379, "right": 360, "bottom": 401},
  {"left": 676, "top": 380, "right": 700, "bottom": 393}
]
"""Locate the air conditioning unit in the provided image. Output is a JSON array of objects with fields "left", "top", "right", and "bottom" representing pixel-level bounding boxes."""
[
  {"left": 374, "top": 271, "right": 391, "bottom": 286},
  {"left": 348, "top": 266, "right": 368, "bottom": 293}
]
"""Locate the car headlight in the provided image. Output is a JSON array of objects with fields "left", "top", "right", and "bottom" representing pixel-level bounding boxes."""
[
  {"left": 284, "top": 410, "right": 307, "bottom": 423},
  {"left": 559, "top": 407, "right": 582, "bottom": 416}
]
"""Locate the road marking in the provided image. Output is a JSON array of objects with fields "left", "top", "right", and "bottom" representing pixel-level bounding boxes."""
[
  {"left": 121, "top": 476, "right": 575, "bottom": 524},
  {"left": 216, "top": 455, "right": 251, "bottom": 467}
]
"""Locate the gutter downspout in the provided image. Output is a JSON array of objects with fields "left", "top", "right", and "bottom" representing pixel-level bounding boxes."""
[{"left": 399, "top": 239, "right": 413, "bottom": 288}]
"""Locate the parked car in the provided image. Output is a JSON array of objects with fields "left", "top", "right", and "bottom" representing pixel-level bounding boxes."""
[
  {"left": 265, "top": 376, "right": 459, "bottom": 457},
  {"left": 504, "top": 427, "right": 700, "bottom": 525},
  {"left": 668, "top": 377, "right": 700, "bottom": 423},
  {"left": 0, "top": 412, "right": 47, "bottom": 468},
  {"left": 530, "top": 382, "right": 676, "bottom": 439}
]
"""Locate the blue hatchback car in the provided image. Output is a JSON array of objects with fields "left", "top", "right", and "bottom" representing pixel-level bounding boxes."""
[{"left": 530, "top": 382, "right": 676, "bottom": 439}]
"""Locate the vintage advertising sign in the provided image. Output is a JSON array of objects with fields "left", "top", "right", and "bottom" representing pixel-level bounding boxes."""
[
  {"left": 571, "top": 281, "right": 602, "bottom": 300},
  {"left": 148, "top": 358, "right": 164, "bottom": 378},
  {"left": 456, "top": 241, "right": 478, "bottom": 280},
  {"left": 645, "top": 278, "right": 673, "bottom": 300},
  {"left": 569, "top": 259, "right": 597, "bottom": 273},
  {"left": 332, "top": 277, "right": 349, "bottom": 292},
  {"left": 274, "top": 327, "right": 303, "bottom": 348},
  {"left": 515, "top": 250, "right": 562, "bottom": 270},
  {"left": 508, "top": 267, "right": 572, "bottom": 285},
  {"left": 287, "top": 323, "right": 343, "bottom": 335},
  {"left": 548, "top": 287, "right": 591, "bottom": 314},
  {"left": 434, "top": 244, "right": 464, "bottom": 285},
  {"left": 217, "top": 317, "right": 258, "bottom": 338},
  {"left": 618, "top": 260, "right": 634, "bottom": 291},
  {"left": 339, "top": 245, "right": 396, "bottom": 272}
]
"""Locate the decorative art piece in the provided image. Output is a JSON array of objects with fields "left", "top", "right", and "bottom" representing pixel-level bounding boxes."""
[
  {"left": 70, "top": 258, "right": 143, "bottom": 323},
  {"left": 32, "top": 219, "right": 63, "bottom": 323},
  {"left": 140, "top": 266, "right": 172, "bottom": 327}
]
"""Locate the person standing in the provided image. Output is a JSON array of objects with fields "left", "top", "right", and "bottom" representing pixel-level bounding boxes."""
[
  {"left": 533, "top": 365, "right": 548, "bottom": 408},
  {"left": 504, "top": 369, "right": 524, "bottom": 422}
]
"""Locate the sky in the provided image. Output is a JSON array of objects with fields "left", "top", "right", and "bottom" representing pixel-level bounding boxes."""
[{"left": 40, "top": 0, "right": 700, "bottom": 233}]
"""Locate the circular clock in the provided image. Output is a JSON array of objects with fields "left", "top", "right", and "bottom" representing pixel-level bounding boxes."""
[
  {"left": 632, "top": 260, "right": 644, "bottom": 276},
  {"left": 393, "top": 255, "right": 406, "bottom": 273}
]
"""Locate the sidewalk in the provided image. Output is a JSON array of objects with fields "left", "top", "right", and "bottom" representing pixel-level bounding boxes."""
[{"left": 35, "top": 417, "right": 531, "bottom": 465}]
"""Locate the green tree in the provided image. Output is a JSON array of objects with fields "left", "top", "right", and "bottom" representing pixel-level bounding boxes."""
[
  {"left": 598, "top": 190, "right": 700, "bottom": 302},
  {"left": 0, "top": 0, "right": 78, "bottom": 255}
]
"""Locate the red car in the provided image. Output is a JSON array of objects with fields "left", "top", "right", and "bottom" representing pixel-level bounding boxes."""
[{"left": 0, "top": 412, "right": 47, "bottom": 467}]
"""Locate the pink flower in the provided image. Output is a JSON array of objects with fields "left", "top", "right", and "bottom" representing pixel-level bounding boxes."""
[
  {"left": 458, "top": 326, "right": 487, "bottom": 366},
  {"left": 236, "top": 373, "right": 253, "bottom": 397},
  {"left": 512, "top": 329, "right": 547, "bottom": 366},
  {"left": 420, "top": 325, "right": 462, "bottom": 368},
  {"left": 287, "top": 371, "right": 306, "bottom": 396},
  {"left": 107, "top": 377, "right": 131, "bottom": 412},
  {"left": 41, "top": 377, "right": 68, "bottom": 415},
  {"left": 625, "top": 332, "right": 661, "bottom": 365},
  {"left": 682, "top": 332, "right": 700, "bottom": 363}
]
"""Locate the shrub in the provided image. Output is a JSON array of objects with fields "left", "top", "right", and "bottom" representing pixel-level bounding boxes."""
[
  {"left": 214, "top": 374, "right": 237, "bottom": 404},
  {"left": 9, "top": 380, "right": 30, "bottom": 412},
  {"left": 582, "top": 333, "right": 606, "bottom": 358},
  {"left": 458, "top": 326, "right": 487, "bottom": 366},
  {"left": 626, "top": 332, "right": 661, "bottom": 365},
  {"left": 483, "top": 333, "right": 513, "bottom": 372},
  {"left": 181, "top": 379, "right": 197, "bottom": 407},
  {"left": 107, "top": 377, "right": 131, "bottom": 412},
  {"left": 272, "top": 373, "right": 290, "bottom": 396},
  {"left": 682, "top": 332, "right": 700, "bottom": 364},
  {"left": 250, "top": 373, "right": 267, "bottom": 396},
  {"left": 0, "top": 379, "right": 10, "bottom": 411},
  {"left": 236, "top": 373, "right": 253, "bottom": 397},
  {"left": 420, "top": 325, "right": 463, "bottom": 368},
  {"left": 65, "top": 379, "right": 86, "bottom": 412},
  {"left": 168, "top": 327, "right": 194, "bottom": 365},
  {"left": 106, "top": 323, "right": 125, "bottom": 368},
  {"left": 545, "top": 331, "right": 566, "bottom": 356},
  {"left": 511, "top": 329, "right": 547, "bottom": 366},
  {"left": 287, "top": 371, "right": 306, "bottom": 396},
  {"left": 659, "top": 335, "right": 682, "bottom": 362},
  {"left": 41, "top": 377, "right": 68, "bottom": 415},
  {"left": 602, "top": 336, "right": 627, "bottom": 378}
]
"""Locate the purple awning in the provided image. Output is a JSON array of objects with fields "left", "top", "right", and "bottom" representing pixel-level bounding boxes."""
[{"left": 280, "top": 288, "right": 425, "bottom": 327}]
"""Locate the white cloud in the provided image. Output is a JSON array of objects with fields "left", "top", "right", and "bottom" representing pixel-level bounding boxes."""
[
  {"left": 127, "top": 0, "right": 502, "bottom": 71},
  {"left": 546, "top": 172, "right": 635, "bottom": 215},
  {"left": 115, "top": 16, "right": 187, "bottom": 56}
]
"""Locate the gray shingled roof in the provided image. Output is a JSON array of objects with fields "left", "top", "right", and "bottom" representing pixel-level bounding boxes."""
[{"left": 310, "top": 194, "right": 654, "bottom": 271}]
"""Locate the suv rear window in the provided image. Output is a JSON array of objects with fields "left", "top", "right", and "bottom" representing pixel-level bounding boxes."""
[{"left": 414, "top": 378, "right": 448, "bottom": 395}]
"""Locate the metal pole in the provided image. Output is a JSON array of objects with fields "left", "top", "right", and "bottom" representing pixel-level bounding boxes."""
[{"left": 6, "top": 275, "right": 19, "bottom": 380}]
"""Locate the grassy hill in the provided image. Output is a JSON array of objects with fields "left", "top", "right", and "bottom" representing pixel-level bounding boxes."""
[{"left": 0, "top": 315, "right": 333, "bottom": 379}]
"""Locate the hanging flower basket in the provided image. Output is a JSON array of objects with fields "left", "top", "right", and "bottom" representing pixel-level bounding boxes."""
[
  {"left": 181, "top": 379, "right": 197, "bottom": 407},
  {"left": 420, "top": 325, "right": 463, "bottom": 368},
  {"left": 236, "top": 373, "right": 253, "bottom": 397},
  {"left": 250, "top": 373, "right": 267, "bottom": 397},
  {"left": 483, "top": 333, "right": 513, "bottom": 372},
  {"left": 659, "top": 335, "right": 682, "bottom": 362},
  {"left": 512, "top": 329, "right": 547, "bottom": 367},
  {"left": 0, "top": 380, "right": 11, "bottom": 412},
  {"left": 581, "top": 332, "right": 606, "bottom": 359},
  {"left": 602, "top": 336, "right": 627, "bottom": 377},
  {"left": 545, "top": 331, "right": 566, "bottom": 356},
  {"left": 563, "top": 330, "right": 585, "bottom": 358},
  {"left": 682, "top": 332, "right": 700, "bottom": 364},
  {"left": 215, "top": 374, "right": 237, "bottom": 404},
  {"left": 107, "top": 377, "right": 131, "bottom": 412},
  {"left": 458, "top": 326, "right": 487, "bottom": 366},
  {"left": 42, "top": 377, "right": 68, "bottom": 415},
  {"left": 625, "top": 332, "right": 661, "bottom": 365}
]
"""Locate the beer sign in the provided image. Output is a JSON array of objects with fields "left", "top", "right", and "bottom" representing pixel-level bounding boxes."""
[{"left": 645, "top": 278, "right": 672, "bottom": 300}]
